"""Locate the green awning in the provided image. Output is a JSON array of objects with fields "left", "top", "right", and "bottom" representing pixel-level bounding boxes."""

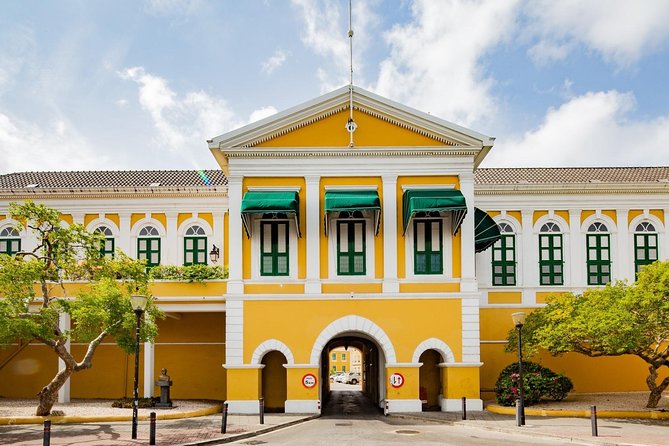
[
  {"left": 474, "top": 208, "right": 501, "bottom": 253},
  {"left": 402, "top": 189, "right": 468, "bottom": 235},
  {"left": 240, "top": 191, "right": 300, "bottom": 237},
  {"left": 324, "top": 190, "right": 381, "bottom": 235}
]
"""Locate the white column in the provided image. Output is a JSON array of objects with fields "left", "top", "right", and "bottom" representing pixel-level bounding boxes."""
[
  {"left": 71, "top": 214, "right": 84, "bottom": 225},
  {"left": 520, "top": 210, "right": 535, "bottom": 301},
  {"left": 57, "top": 313, "right": 71, "bottom": 403},
  {"left": 212, "top": 211, "right": 225, "bottom": 267},
  {"left": 382, "top": 174, "right": 399, "bottom": 293},
  {"left": 616, "top": 209, "right": 632, "bottom": 281},
  {"left": 459, "top": 173, "right": 476, "bottom": 292},
  {"left": 568, "top": 209, "right": 582, "bottom": 288},
  {"left": 305, "top": 175, "right": 321, "bottom": 294},
  {"left": 663, "top": 209, "right": 669, "bottom": 261},
  {"left": 227, "top": 176, "right": 244, "bottom": 294},
  {"left": 143, "top": 340, "right": 155, "bottom": 398},
  {"left": 119, "top": 213, "right": 132, "bottom": 256},
  {"left": 225, "top": 298, "right": 244, "bottom": 365},
  {"left": 165, "top": 212, "right": 178, "bottom": 265}
]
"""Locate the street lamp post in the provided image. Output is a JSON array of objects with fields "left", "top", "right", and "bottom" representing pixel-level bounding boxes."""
[
  {"left": 130, "top": 294, "right": 148, "bottom": 439},
  {"left": 511, "top": 311, "right": 526, "bottom": 426}
]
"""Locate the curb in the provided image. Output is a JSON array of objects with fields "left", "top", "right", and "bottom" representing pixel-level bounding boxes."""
[
  {"left": 180, "top": 414, "right": 320, "bottom": 446},
  {"left": 487, "top": 404, "right": 669, "bottom": 420},
  {"left": 0, "top": 404, "right": 223, "bottom": 425}
]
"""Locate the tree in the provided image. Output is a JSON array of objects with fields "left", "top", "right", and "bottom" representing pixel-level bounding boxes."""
[
  {"left": 0, "top": 201, "right": 161, "bottom": 416},
  {"left": 506, "top": 260, "right": 669, "bottom": 408}
]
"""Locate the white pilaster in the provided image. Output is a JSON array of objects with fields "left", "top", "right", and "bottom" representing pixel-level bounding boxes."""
[
  {"left": 520, "top": 210, "right": 535, "bottom": 300},
  {"left": 569, "top": 209, "right": 582, "bottom": 288},
  {"left": 165, "top": 212, "right": 178, "bottom": 265},
  {"left": 57, "top": 312, "right": 71, "bottom": 403},
  {"left": 461, "top": 297, "right": 480, "bottom": 363},
  {"left": 616, "top": 209, "right": 631, "bottom": 281},
  {"left": 212, "top": 211, "right": 225, "bottom": 267},
  {"left": 459, "top": 173, "right": 476, "bottom": 292},
  {"left": 225, "top": 298, "right": 244, "bottom": 365},
  {"left": 143, "top": 340, "right": 155, "bottom": 398},
  {"left": 382, "top": 174, "right": 399, "bottom": 293},
  {"left": 119, "top": 213, "right": 132, "bottom": 256},
  {"left": 227, "top": 176, "right": 244, "bottom": 294},
  {"left": 71, "top": 214, "right": 84, "bottom": 225},
  {"left": 663, "top": 209, "right": 669, "bottom": 261},
  {"left": 305, "top": 175, "right": 321, "bottom": 294}
]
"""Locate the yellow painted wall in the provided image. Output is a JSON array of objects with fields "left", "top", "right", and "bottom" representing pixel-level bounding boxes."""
[
  {"left": 199, "top": 212, "right": 214, "bottom": 229},
  {"left": 242, "top": 177, "right": 306, "bottom": 280},
  {"left": 177, "top": 213, "right": 192, "bottom": 228},
  {"left": 150, "top": 281, "right": 227, "bottom": 297},
  {"left": 286, "top": 367, "right": 319, "bottom": 400},
  {"left": 84, "top": 214, "right": 98, "bottom": 227},
  {"left": 244, "top": 283, "right": 304, "bottom": 294},
  {"left": 226, "top": 368, "right": 261, "bottom": 400},
  {"left": 399, "top": 283, "right": 459, "bottom": 293},
  {"left": 224, "top": 212, "right": 229, "bottom": 267},
  {"left": 487, "top": 292, "right": 522, "bottom": 304},
  {"left": 602, "top": 210, "right": 617, "bottom": 224},
  {"left": 244, "top": 299, "right": 463, "bottom": 365},
  {"left": 321, "top": 283, "right": 383, "bottom": 294},
  {"left": 387, "top": 367, "right": 419, "bottom": 399},
  {"left": 257, "top": 109, "right": 444, "bottom": 148},
  {"left": 60, "top": 214, "right": 73, "bottom": 225},
  {"left": 533, "top": 211, "right": 548, "bottom": 225},
  {"left": 152, "top": 213, "right": 167, "bottom": 229},
  {"left": 506, "top": 211, "right": 522, "bottom": 223},
  {"left": 445, "top": 366, "right": 480, "bottom": 399},
  {"left": 628, "top": 210, "right": 643, "bottom": 225},
  {"left": 131, "top": 213, "right": 145, "bottom": 228},
  {"left": 581, "top": 210, "right": 595, "bottom": 224},
  {"left": 0, "top": 344, "right": 57, "bottom": 398},
  {"left": 554, "top": 210, "right": 569, "bottom": 223},
  {"left": 106, "top": 213, "right": 120, "bottom": 228},
  {"left": 71, "top": 344, "right": 136, "bottom": 398},
  {"left": 319, "top": 177, "right": 384, "bottom": 279},
  {"left": 650, "top": 209, "right": 665, "bottom": 224}
]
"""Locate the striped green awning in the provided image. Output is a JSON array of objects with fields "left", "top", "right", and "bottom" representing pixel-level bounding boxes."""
[
  {"left": 240, "top": 190, "right": 300, "bottom": 237},
  {"left": 324, "top": 190, "right": 381, "bottom": 235},
  {"left": 402, "top": 189, "right": 468, "bottom": 235},
  {"left": 474, "top": 208, "right": 501, "bottom": 253}
]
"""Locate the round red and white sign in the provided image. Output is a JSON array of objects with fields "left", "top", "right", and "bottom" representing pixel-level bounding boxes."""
[
  {"left": 302, "top": 373, "right": 317, "bottom": 388},
  {"left": 389, "top": 373, "right": 404, "bottom": 388}
]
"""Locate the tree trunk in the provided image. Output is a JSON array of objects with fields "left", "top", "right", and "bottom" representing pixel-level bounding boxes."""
[
  {"left": 645, "top": 365, "right": 669, "bottom": 409},
  {"left": 36, "top": 366, "right": 73, "bottom": 416}
]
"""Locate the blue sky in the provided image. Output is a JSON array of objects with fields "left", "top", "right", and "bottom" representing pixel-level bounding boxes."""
[{"left": 1, "top": 0, "right": 668, "bottom": 173}]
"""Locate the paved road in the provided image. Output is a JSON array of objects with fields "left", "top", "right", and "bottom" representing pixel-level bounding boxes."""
[{"left": 228, "top": 389, "right": 583, "bottom": 445}]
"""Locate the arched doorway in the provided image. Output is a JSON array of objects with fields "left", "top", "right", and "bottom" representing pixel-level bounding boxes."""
[
  {"left": 261, "top": 351, "right": 287, "bottom": 412},
  {"left": 419, "top": 349, "right": 442, "bottom": 411}
]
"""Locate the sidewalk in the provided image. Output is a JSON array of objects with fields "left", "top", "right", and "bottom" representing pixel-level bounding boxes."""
[
  {"left": 0, "top": 413, "right": 318, "bottom": 446},
  {"left": 393, "top": 410, "right": 669, "bottom": 446}
]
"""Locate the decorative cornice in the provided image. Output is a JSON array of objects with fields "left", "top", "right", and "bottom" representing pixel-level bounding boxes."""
[
  {"left": 225, "top": 147, "right": 478, "bottom": 158},
  {"left": 0, "top": 187, "right": 227, "bottom": 200}
]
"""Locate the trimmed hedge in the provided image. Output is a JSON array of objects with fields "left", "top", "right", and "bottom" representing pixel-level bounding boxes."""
[{"left": 494, "top": 361, "right": 573, "bottom": 406}]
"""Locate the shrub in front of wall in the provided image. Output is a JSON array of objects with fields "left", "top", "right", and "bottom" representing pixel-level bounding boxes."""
[
  {"left": 494, "top": 361, "right": 574, "bottom": 406},
  {"left": 149, "top": 264, "right": 228, "bottom": 282}
]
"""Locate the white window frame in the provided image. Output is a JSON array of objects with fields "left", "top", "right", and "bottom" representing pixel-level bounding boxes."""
[
  {"left": 327, "top": 211, "right": 376, "bottom": 280},
  {"left": 404, "top": 214, "right": 453, "bottom": 281},
  {"left": 250, "top": 214, "right": 299, "bottom": 281},
  {"left": 177, "top": 217, "right": 214, "bottom": 266}
]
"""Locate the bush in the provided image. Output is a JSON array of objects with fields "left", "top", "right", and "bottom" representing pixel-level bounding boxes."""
[
  {"left": 494, "top": 361, "right": 573, "bottom": 406},
  {"left": 111, "top": 397, "right": 157, "bottom": 408},
  {"left": 149, "top": 264, "right": 228, "bottom": 282}
]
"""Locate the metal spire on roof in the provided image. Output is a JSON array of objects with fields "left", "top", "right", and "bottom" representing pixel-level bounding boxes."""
[{"left": 345, "top": 0, "right": 357, "bottom": 147}]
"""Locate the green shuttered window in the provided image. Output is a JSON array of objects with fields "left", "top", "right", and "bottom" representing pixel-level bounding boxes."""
[
  {"left": 586, "top": 222, "right": 611, "bottom": 285},
  {"left": 337, "top": 220, "right": 366, "bottom": 275},
  {"left": 492, "top": 223, "right": 516, "bottom": 286},
  {"left": 261, "top": 221, "right": 289, "bottom": 276},
  {"left": 634, "top": 222, "right": 658, "bottom": 273},
  {"left": 539, "top": 222, "right": 563, "bottom": 286},
  {"left": 413, "top": 219, "right": 443, "bottom": 275}
]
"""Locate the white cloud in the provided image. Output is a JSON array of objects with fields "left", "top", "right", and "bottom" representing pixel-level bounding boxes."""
[
  {"left": 374, "top": 0, "right": 521, "bottom": 127},
  {"left": 0, "top": 112, "right": 109, "bottom": 174},
  {"left": 484, "top": 90, "right": 669, "bottom": 167},
  {"left": 119, "top": 66, "right": 243, "bottom": 166},
  {"left": 525, "top": 0, "right": 669, "bottom": 66},
  {"left": 249, "top": 106, "right": 278, "bottom": 123},
  {"left": 262, "top": 50, "right": 288, "bottom": 75}
]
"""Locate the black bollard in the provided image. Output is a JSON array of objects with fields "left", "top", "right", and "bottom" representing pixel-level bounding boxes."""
[
  {"left": 259, "top": 397, "right": 265, "bottom": 425},
  {"left": 591, "top": 405, "right": 598, "bottom": 437},
  {"left": 221, "top": 402, "right": 229, "bottom": 434},
  {"left": 43, "top": 419, "right": 51, "bottom": 446},
  {"left": 461, "top": 396, "right": 467, "bottom": 420},
  {"left": 149, "top": 412, "right": 156, "bottom": 445}
]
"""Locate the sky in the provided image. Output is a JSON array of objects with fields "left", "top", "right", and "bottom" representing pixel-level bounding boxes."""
[{"left": 1, "top": 0, "right": 669, "bottom": 174}]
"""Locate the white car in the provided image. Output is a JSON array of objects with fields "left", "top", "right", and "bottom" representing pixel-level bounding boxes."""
[{"left": 345, "top": 372, "right": 361, "bottom": 385}]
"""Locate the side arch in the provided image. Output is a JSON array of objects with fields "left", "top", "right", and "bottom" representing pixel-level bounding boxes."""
[
  {"left": 412, "top": 338, "right": 456, "bottom": 363},
  {"left": 309, "top": 315, "right": 397, "bottom": 364},
  {"left": 251, "top": 339, "right": 295, "bottom": 365}
]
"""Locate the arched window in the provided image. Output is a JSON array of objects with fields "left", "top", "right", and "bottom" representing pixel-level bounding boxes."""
[
  {"left": 634, "top": 222, "right": 658, "bottom": 273},
  {"left": 138, "top": 225, "right": 161, "bottom": 267},
  {"left": 95, "top": 225, "right": 115, "bottom": 258},
  {"left": 586, "top": 222, "right": 610, "bottom": 285},
  {"left": 539, "top": 222, "right": 563, "bottom": 285},
  {"left": 492, "top": 222, "right": 515, "bottom": 286},
  {"left": 0, "top": 227, "right": 21, "bottom": 256},
  {"left": 184, "top": 225, "right": 207, "bottom": 265}
]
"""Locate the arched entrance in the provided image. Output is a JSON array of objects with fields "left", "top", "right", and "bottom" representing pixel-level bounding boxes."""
[
  {"left": 261, "top": 351, "right": 287, "bottom": 412},
  {"left": 418, "top": 349, "right": 442, "bottom": 411}
]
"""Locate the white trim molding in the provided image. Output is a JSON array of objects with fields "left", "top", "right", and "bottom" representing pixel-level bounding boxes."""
[
  {"left": 411, "top": 338, "right": 456, "bottom": 363},
  {"left": 251, "top": 339, "right": 295, "bottom": 365}
]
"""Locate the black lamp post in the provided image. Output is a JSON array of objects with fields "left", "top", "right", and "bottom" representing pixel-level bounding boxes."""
[
  {"left": 130, "top": 294, "right": 148, "bottom": 439},
  {"left": 511, "top": 311, "right": 526, "bottom": 426},
  {"left": 209, "top": 244, "right": 220, "bottom": 264}
]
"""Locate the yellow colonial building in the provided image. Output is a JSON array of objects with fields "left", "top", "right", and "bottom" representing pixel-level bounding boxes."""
[{"left": 1, "top": 86, "right": 668, "bottom": 413}]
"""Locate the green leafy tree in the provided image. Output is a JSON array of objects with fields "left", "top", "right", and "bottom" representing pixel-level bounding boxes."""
[
  {"left": 0, "top": 201, "right": 161, "bottom": 416},
  {"left": 506, "top": 260, "right": 669, "bottom": 408}
]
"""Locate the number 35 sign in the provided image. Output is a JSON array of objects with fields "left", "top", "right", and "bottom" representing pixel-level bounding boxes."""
[{"left": 389, "top": 373, "right": 404, "bottom": 388}]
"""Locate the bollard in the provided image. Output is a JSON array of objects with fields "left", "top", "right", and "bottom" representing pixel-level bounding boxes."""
[
  {"left": 384, "top": 400, "right": 389, "bottom": 416},
  {"left": 221, "top": 402, "right": 229, "bottom": 434},
  {"left": 43, "top": 419, "right": 51, "bottom": 446},
  {"left": 591, "top": 405, "right": 598, "bottom": 437},
  {"left": 515, "top": 398, "right": 522, "bottom": 427},
  {"left": 259, "top": 397, "right": 265, "bottom": 425},
  {"left": 317, "top": 400, "right": 321, "bottom": 412},
  {"left": 149, "top": 412, "right": 156, "bottom": 445},
  {"left": 461, "top": 396, "right": 467, "bottom": 420}
]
